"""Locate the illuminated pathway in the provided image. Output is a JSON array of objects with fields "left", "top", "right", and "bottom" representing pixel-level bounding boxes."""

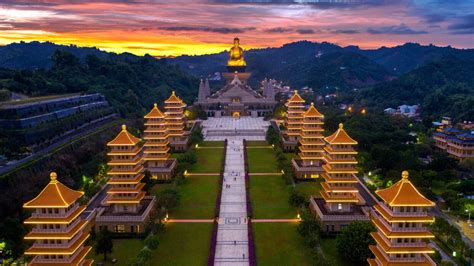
[{"left": 214, "top": 139, "right": 249, "bottom": 265}]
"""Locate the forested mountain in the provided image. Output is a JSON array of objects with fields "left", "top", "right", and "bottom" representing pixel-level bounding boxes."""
[
  {"left": 358, "top": 57, "right": 474, "bottom": 121},
  {"left": 0, "top": 50, "right": 198, "bottom": 117}
]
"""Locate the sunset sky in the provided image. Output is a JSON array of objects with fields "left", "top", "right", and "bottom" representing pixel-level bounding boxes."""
[{"left": 0, "top": 0, "right": 473, "bottom": 57}]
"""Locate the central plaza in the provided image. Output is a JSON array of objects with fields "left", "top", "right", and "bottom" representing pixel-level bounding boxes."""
[{"left": 202, "top": 117, "right": 270, "bottom": 141}]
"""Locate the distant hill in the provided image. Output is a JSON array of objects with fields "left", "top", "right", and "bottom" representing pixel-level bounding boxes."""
[
  {"left": 359, "top": 56, "right": 474, "bottom": 121},
  {"left": 1, "top": 41, "right": 473, "bottom": 90},
  {"left": 169, "top": 41, "right": 474, "bottom": 89}
]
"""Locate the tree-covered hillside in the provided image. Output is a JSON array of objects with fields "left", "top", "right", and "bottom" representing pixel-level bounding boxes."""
[
  {"left": 0, "top": 50, "right": 199, "bottom": 117},
  {"left": 358, "top": 57, "right": 474, "bottom": 121}
]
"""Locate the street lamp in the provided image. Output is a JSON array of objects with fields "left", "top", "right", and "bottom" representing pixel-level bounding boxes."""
[{"left": 466, "top": 209, "right": 471, "bottom": 224}]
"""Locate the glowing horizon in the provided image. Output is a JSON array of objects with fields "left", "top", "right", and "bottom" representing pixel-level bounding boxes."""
[{"left": 0, "top": 1, "right": 473, "bottom": 57}]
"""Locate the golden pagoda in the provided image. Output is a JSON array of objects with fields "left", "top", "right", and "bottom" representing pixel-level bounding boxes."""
[
  {"left": 143, "top": 103, "right": 176, "bottom": 180},
  {"left": 299, "top": 102, "right": 325, "bottom": 165},
  {"left": 284, "top": 90, "right": 306, "bottom": 150},
  {"left": 321, "top": 123, "right": 362, "bottom": 210},
  {"left": 368, "top": 171, "right": 436, "bottom": 266},
  {"left": 105, "top": 125, "right": 145, "bottom": 214},
  {"left": 164, "top": 91, "right": 189, "bottom": 151},
  {"left": 23, "top": 172, "right": 93, "bottom": 266}
]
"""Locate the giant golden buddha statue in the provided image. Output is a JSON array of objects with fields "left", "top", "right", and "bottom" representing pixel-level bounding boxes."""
[{"left": 227, "top": 37, "right": 246, "bottom": 67}]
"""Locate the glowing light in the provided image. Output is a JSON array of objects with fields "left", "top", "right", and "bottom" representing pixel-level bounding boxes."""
[
  {"left": 361, "top": 108, "right": 367, "bottom": 115},
  {"left": 184, "top": 170, "right": 188, "bottom": 176},
  {"left": 195, "top": 144, "right": 199, "bottom": 149}
]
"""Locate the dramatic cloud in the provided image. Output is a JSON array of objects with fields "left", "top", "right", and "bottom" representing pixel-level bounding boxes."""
[
  {"left": 159, "top": 26, "right": 256, "bottom": 34},
  {"left": 0, "top": 0, "right": 472, "bottom": 56},
  {"left": 448, "top": 14, "right": 474, "bottom": 35},
  {"left": 296, "top": 28, "right": 315, "bottom": 34},
  {"left": 367, "top": 24, "right": 428, "bottom": 35},
  {"left": 264, "top": 27, "right": 292, "bottom": 33}
]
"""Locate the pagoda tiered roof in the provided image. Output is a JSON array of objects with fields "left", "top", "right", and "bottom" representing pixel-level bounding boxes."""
[
  {"left": 164, "top": 91, "right": 184, "bottom": 104},
  {"left": 23, "top": 172, "right": 84, "bottom": 208},
  {"left": 107, "top": 125, "right": 141, "bottom": 146},
  {"left": 144, "top": 103, "right": 165, "bottom": 118},
  {"left": 303, "top": 102, "right": 324, "bottom": 118},
  {"left": 287, "top": 90, "right": 305, "bottom": 103},
  {"left": 375, "top": 171, "right": 435, "bottom": 207},
  {"left": 324, "top": 123, "right": 357, "bottom": 145}
]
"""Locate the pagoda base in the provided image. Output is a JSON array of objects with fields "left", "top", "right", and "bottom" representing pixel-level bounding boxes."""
[
  {"left": 169, "top": 137, "right": 190, "bottom": 152},
  {"left": 95, "top": 196, "right": 156, "bottom": 234},
  {"left": 309, "top": 197, "right": 369, "bottom": 233},
  {"left": 147, "top": 158, "right": 177, "bottom": 180},
  {"left": 291, "top": 159, "right": 324, "bottom": 179}
]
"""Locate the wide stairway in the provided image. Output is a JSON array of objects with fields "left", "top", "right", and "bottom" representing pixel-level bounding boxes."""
[
  {"left": 214, "top": 139, "right": 249, "bottom": 265},
  {"left": 203, "top": 117, "right": 269, "bottom": 141}
]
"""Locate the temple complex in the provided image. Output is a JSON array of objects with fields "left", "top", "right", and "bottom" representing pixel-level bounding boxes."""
[
  {"left": 310, "top": 123, "right": 370, "bottom": 232},
  {"left": 23, "top": 172, "right": 93, "bottom": 266},
  {"left": 194, "top": 38, "right": 277, "bottom": 118},
  {"left": 143, "top": 103, "right": 176, "bottom": 180},
  {"left": 292, "top": 102, "right": 326, "bottom": 179},
  {"left": 368, "top": 171, "right": 436, "bottom": 266},
  {"left": 95, "top": 125, "right": 155, "bottom": 234},
  {"left": 281, "top": 90, "right": 306, "bottom": 151},
  {"left": 165, "top": 91, "right": 189, "bottom": 151}
]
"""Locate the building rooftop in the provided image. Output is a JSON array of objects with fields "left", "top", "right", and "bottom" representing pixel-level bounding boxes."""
[
  {"left": 107, "top": 125, "right": 141, "bottom": 146},
  {"left": 164, "top": 91, "right": 183, "bottom": 104},
  {"left": 287, "top": 90, "right": 305, "bottom": 103},
  {"left": 303, "top": 102, "right": 324, "bottom": 118},
  {"left": 144, "top": 103, "right": 165, "bottom": 119},
  {"left": 324, "top": 123, "right": 357, "bottom": 145},
  {"left": 23, "top": 172, "right": 84, "bottom": 208},
  {"left": 376, "top": 171, "right": 434, "bottom": 207}
]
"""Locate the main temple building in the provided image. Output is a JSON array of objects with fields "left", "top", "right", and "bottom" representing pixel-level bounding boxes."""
[{"left": 194, "top": 37, "right": 277, "bottom": 118}]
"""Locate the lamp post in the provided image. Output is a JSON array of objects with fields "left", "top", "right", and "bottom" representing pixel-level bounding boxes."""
[{"left": 466, "top": 209, "right": 471, "bottom": 224}]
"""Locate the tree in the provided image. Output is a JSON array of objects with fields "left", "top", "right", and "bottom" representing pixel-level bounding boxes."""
[
  {"left": 336, "top": 221, "right": 375, "bottom": 263},
  {"left": 157, "top": 188, "right": 180, "bottom": 211},
  {"left": 144, "top": 234, "right": 160, "bottom": 250},
  {"left": 94, "top": 228, "right": 113, "bottom": 261},
  {"left": 297, "top": 209, "right": 321, "bottom": 248}
]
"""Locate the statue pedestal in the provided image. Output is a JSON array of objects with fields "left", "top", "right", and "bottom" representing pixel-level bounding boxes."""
[
  {"left": 227, "top": 65, "right": 246, "bottom": 73},
  {"left": 222, "top": 72, "right": 251, "bottom": 84}
]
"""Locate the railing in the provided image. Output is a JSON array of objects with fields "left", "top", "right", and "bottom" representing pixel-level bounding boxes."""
[
  {"left": 391, "top": 241, "right": 428, "bottom": 247},
  {"left": 31, "top": 219, "right": 80, "bottom": 233},
  {"left": 31, "top": 205, "right": 79, "bottom": 218},
  {"left": 32, "top": 232, "right": 81, "bottom": 248},
  {"left": 378, "top": 203, "right": 428, "bottom": 217},
  {"left": 96, "top": 196, "right": 156, "bottom": 222},
  {"left": 309, "top": 197, "right": 369, "bottom": 221}
]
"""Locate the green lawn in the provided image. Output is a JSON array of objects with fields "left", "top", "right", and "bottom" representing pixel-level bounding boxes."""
[
  {"left": 150, "top": 175, "right": 219, "bottom": 219},
  {"left": 253, "top": 223, "right": 313, "bottom": 266},
  {"left": 295, "top": 180, "right": 323, "bottom": 199},
  {"left": 246, "top": 140, "right": 270, "bottom": 147},
  {"left": 320, "top": 238, "right": 358, "bottom": 266},
  {"left": 150, "top": 223, "right": 212, "bottom": 266},
  {"left": 199, "top": 141, "right": 225, "bottom": 147},
  {"left": 247, "top": 148, "right": 279, "bottom": 173},
  {"left": 189, "top": 148, "right": 224, "bottom": 173},
  {"left": 91, "top": 239, "right": 143, "bottom": 265},
  {"left": 249, "top": 175, "right": 297, "bottom": 219}
]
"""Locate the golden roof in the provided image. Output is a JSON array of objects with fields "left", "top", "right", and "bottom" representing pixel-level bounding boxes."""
[
  {"left": 107, "top": 125, "right": 141, "bottom": 146},
  {"left": 144, "top": 103, "right": 165, "bottom": 119},
  {"left": 287, "top": 90, "right": 305, "bottom": 103},
  {"left": 23, "top": 172, "right": 84, "bottom": 208},
  {"left": 376, "top": 171, "right": 435, "bottom": 207},
  {"left": 324, "top": 123, "right": 357, "bottom": 145},
  {"left": 164, "top": 91, "right": 183, "bottom": 103},
  {"left": 303, "top": 102, "right": 324, "bottom": 117}
]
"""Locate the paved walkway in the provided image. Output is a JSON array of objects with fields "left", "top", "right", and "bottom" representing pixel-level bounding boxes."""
[
  {"left": 252, "top": 219, "right": 299, "bottom": 223},
  {"left": 167, "top": 219, "right": 214, "bottom": 223},
  {"left": 214, "top": 139, "right": 249, "bottom": 266}
]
